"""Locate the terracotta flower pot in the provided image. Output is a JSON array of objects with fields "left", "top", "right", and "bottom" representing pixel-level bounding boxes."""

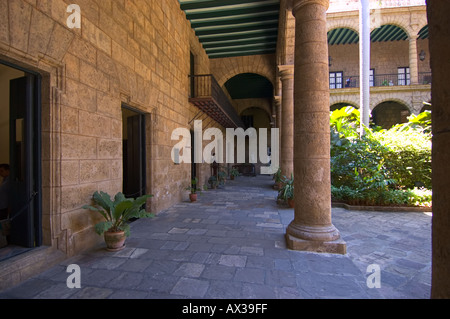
[
  {"left": 104, "top": 231, "right": 126, "bottom": 252},
  {"left": 189, "top": 193, "right": 198, "bottom": 202},
  {"left": 288, "top": 198, "right": 295, "bottom": 209}
]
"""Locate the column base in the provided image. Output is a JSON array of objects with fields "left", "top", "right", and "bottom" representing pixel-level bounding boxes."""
[
  {"left": 286, "top": 233, "right": 347, "bottom": 255},
  {"left": 286, "top": 223, "right": 347, "bottom": 255}
]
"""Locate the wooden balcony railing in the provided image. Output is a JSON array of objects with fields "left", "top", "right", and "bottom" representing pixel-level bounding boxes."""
[{"left": 189, "top": 74, "right": 244, "bottom": 128}]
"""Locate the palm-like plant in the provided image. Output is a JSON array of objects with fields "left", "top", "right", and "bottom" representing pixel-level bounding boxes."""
[
  {"left": 278, "top": 174, "right": 294, "bottom": 201},
  {"left": 83, "top": 191, "right": 154, "bottom": 237}
]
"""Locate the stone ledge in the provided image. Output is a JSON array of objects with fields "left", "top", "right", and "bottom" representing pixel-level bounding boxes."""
[
  {"left": 0, "top": 246, "right": 66, "bottom": 292},
  {"left": 332, "top": 202, "right": 432, "bottom": 213}
]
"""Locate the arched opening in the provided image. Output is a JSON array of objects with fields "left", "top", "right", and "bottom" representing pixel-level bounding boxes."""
[
  {"left": 224, "top": 73, "right": 274, "bottom": 100},
  {"left": 372, "top": 101, "right": 411, "bottom": 129},
  {"left": 222, "top": 74, "right": 275, "bottom": 176},
  {"left": 371, "top": 25, "right": 410, "bottom": 86},
  {"left": 421, "top": 101, "right": 432, "bottom": 113},
  {"left": 237, "top": 107, "right": 272, "bottom": 175},
  {"left": 328, "top": 28, "right": 359, "bottom": 45},
  {"left": 328, "top": 28, "right": 360, "bottom": 88},
  {"left": 331, "top": 103, "right": 359, "bottom": 112}
]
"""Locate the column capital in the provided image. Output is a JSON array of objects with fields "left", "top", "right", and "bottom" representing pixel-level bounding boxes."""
[
  {"left": 278, "top": 64, "right": 295, "bottom": 80},
  {"left": 274, "top": 95, "right": 282, "bottom": 107},
  {"left": 292, "top": 0, "right": 329, "bottom": 15}
]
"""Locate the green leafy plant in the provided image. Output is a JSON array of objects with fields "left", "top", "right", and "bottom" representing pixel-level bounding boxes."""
[
  {"left": 185, "top": 177, "right": 200, "bottom": 194},
  {"left": 330, "top": 107, "right": 432, "bottom": 207},
  {"left": 278, "top": 174, "right": 294, "bottom": 201},
  {"left": 218, "top": 170, "right": 227, "bottom": 185},
  {"left": 208, "top": 176, "right": 218, "bottom": 189},
  {"left": 83, "top": 191, "right": 154, "bottom": 237},
  {"left": 230, "top": 168, "right": 240, "bottom": 178},
  {"left": 272, "top": 167, "right": 283, "bottom": 183}
]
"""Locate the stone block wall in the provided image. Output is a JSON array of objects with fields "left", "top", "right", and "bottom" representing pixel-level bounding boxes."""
[
  {"left": 0, "top": 0, "right": 220, "bottom": 257},
  {"left": 328, "top": 39, "right": 430, "bottom": 79}
]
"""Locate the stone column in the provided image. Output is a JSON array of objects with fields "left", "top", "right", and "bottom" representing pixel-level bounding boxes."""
[
  {"left": 279, "top": 65, "right": 294, "bottom": 179},
  {"left": 273, "top": 96, "right": 282, "bottom": 157},
  {"left": 286, "top": 0, "right": 346, "bottom": 254},
  {"left": 274, "top": 96, "right": 282, "bottom": 130},
  {"left": 428, "top": 0, "right": 450, "bottom": 299},
  {"left": 409, "top": 37, "right": 419, "bottom": 85}
]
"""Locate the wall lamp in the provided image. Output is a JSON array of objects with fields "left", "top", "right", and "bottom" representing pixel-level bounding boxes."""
[{"left": 419, "top": 50, "right": 426, "bottom": 61}]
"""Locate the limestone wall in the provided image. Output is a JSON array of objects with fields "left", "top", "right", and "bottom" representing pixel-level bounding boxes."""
[{"left": 0, "top": 0, "right": 217, "bottom": 256}]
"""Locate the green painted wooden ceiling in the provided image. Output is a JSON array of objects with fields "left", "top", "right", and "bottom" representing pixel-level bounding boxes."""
[
  {"left": 418, "top": 25, "right": 429, "bottom": 40},
  {"left": 328, "top": 28, "right": 360, "bottom": 45},
  {"left": 328, "top": 25, "right": 429, "bottom": 45},
  {"left": 179, "top": 0, "right": 280, "bottom": 59},
  {"left": 179, "top": 1, "right": 428, "bottom": 57},
  {"left": 371, "top": 24, "right": 409, "bottom": 42}
]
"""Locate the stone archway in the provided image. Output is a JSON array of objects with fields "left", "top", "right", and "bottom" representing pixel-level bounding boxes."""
[
  {"left": 330, "top": 102, "right": 359, "bottom": 112},
  {"left": 330, "top": 94, "right": 360, "bottom": 110},
  {"left": 210, "top": 55, "right": 277, "bottom": 89},
  {"left": 372, "top": 101, "right": 411, "bottom": 129}
]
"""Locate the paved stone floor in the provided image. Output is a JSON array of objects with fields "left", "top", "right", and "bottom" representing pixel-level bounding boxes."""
[{"left": 0, "top": 175, "right": 432, "bottom": 299}]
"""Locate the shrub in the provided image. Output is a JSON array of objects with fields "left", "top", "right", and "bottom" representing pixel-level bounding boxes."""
[
  {"left": 373, "top": 118, "right": 432, "bottom": 189},
  {"left": 330, "top": 107, "right": 432, "bottom": 207}
]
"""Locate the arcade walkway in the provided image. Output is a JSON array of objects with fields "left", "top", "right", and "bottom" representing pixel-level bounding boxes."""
[{"left": 0, "top": 176, "right": 431, "bottom": 299}]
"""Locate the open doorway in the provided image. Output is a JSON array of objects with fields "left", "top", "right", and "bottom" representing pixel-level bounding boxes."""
[
  {"left": 122, "top": 105, "right": 146, "bottom": 199},
  {"left": 0, "top": 62, "right": 42, "bottom": 261}
]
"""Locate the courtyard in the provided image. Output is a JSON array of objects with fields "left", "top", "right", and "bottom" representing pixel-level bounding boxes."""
[{"left": 0, "top": 175, "right": 432, "bottom": 299}]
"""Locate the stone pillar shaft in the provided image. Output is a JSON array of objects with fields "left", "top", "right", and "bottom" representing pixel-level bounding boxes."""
[
  {"left": 274, "top": 96, "right": 282, "bottom": 152},
  {"left": 286, "top": 0, "right": 346, "bottom": 254},
  {"left": 409, "top": 37, "right": 419, "bottom": 85},
  {"left": 279, "top": 65, "right": 295, "bottom": 179},
  {"left": 428, "top": 0, "right": 450, "bottom": 299},
  {"left": 275, "top": 96, "right": 282, "bottom": 130}
]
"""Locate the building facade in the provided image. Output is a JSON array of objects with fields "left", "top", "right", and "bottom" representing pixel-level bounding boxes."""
[
  {"left": 279, "top": 0, "right": 431, "bottom": 129},
  {"left": 1, "top": 0, "right": 448, "bottom": 297}
]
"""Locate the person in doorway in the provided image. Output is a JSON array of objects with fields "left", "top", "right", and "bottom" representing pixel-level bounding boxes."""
[{"left": 0, "top": 164, "right": 10, "bottom": 221}]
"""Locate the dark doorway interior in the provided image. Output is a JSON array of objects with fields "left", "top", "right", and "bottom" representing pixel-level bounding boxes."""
[
  {"left": 0, "top": 62, "right": 42, "bottom": 261},
  {"left": 122, "top": 106, "right": 146, "bottom": 199},
  {"left": 191, "top": 130, "right": 197, "bottom": 182},
  {"left": 372, "top": 101, "right": 411, "bottom": 129}
]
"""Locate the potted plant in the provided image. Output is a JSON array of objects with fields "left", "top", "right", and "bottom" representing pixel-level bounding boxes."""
[
  {"left": 278, "top": 174, "right": 294, "bottom": 208},
  {"left": 208, "top": 176, "right": 218, "bottom": 189},
  {"left": 186, "top": 177, "right": 200, "bottom": 202},
  {"left": 230, "top": 168, "right": 240, "bottom": 180},
  {"left": 272, "top": 167, "right": 283, "bottom": 190},
  {"left": 218, "top": 170, "right": 227, "bottom": 186},
  {"left": 83, "top": 191, "right": 154, "bottom": 252}
]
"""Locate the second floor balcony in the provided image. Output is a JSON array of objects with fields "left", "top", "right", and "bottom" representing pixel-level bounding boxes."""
[
  {"left": 330, "top": 72, "right": 432, "bottom": 89},
  {"left": 188, "top": 74, "right": 244, "bottom": 129}
]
